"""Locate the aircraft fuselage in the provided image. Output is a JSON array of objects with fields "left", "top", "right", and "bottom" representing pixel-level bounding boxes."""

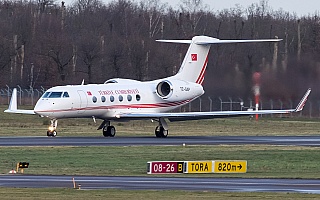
[{"left": 34, "top": 78, "right": 204, "bottom": 120}]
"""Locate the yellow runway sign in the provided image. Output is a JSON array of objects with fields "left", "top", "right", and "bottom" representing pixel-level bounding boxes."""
[
  {"left": 186, "top": 161, "right": 213, "bottom": 173},
  {"left": 213, "top": 160, "right": 247, "bottom": 173}
]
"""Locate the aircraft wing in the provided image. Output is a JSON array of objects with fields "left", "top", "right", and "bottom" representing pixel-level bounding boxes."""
[
  {"left": 117, "top": 88, "right": 311, "bottom": 121},
  {"left": 4, "top": 88, "right": 35, "bottom": 115}
]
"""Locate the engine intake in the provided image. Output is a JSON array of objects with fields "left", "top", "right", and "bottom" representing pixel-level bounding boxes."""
[{"left": 156, "top": 80, "right": 173, "bottom": 99}]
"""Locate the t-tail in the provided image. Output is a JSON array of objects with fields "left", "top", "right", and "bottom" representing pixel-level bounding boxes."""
[{"left": 157, "top": 36, "right": 282, "bottom": 84}]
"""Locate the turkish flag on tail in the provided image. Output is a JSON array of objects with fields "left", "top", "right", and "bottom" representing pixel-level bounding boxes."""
[{"left": 191, "top": 53, "right": 197, "bottom": 61}]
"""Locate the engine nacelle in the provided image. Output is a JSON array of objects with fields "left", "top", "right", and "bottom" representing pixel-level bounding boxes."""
[{"left": 155, "top": 80, "right": 204, "bottom": 101}]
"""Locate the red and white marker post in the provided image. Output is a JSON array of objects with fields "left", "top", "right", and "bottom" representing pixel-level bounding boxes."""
[{"left": 252, "top": 72, "right": 261, "bottom": 121}]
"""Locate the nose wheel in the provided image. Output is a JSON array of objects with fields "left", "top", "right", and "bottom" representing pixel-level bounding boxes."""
[
  {"left": 47, "top": 130, "right": 57, "bottom": 137},
  {"left": 47, "top": 119, "right": 58, "bottom": 137}
]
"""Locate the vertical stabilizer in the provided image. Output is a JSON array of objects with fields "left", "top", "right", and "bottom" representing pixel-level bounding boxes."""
[
  {"left": 175, "top": 36, "right": 211, "bottom": 84},
  {"left": 156, "top": 36, "right": 281, "bottom": 84},
  {"left": 157, "top": 36, "right": 211, "bottom": 84}
]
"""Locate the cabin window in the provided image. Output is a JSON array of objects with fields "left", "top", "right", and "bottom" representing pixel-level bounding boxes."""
[
  {"left": 119, "top": 95, "right": 123, "bottom": 102},
  {"left": 136, "top": 94, "right": 141, "bottom": 101},
  {"left": 110, "top": 96, "right": 115, "bottom": 102},
  {"left": 48, "top": 92, "right": 62, "bottom": 98},
  {"left": 92, "top": 96, "right": 97, "bottom": 103},
  {"left": 101, "top": 96, "right": 106, "bottom": 102},
  {"left": 127, "top": 95, "right": 132, "bottom": 101},
  {"left": 63, "top": 92, "right": 69, "bottom": 98}
]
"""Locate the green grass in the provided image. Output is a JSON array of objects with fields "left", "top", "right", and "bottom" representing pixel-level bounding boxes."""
[
  {"left": 0, "top": 145, "right": 320, "bottom": 178},
  {"left": 0, "top": 188, "right": 319, "bottom": 200}
]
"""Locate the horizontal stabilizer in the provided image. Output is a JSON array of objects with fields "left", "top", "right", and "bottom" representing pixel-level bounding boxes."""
[
  {"left": 157, "top": 36, "right": 282, "bottom": 45},
  {"left": 156, "top": 39, "right": 192, "bottom": 44}
]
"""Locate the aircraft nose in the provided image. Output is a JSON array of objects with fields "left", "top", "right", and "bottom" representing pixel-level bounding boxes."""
[
  {"left": 34, "top": 101, "right": 41, "bottom": 114},
  {"left": 34, "top": 99, "right": 49, "bottom": 115}
]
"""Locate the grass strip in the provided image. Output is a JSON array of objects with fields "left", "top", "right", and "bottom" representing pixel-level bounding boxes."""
[
  {"left": 0, "top": 188, "right": 319, "bottom": 200},
  {"left": 0, "top": 145, "right": 320, "bottom": 178}
]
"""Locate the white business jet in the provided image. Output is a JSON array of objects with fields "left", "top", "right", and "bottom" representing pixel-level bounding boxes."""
[{"left": 5, "top": 36, "right": 311, "bottom": 137}]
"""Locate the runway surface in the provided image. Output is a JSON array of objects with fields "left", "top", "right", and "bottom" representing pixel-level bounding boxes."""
[
  {"left": 1, "top": 175, "right": 320, "bottom": 194},
  {"left": 0, "top": 136, "right": 320, "bottom": 146}
]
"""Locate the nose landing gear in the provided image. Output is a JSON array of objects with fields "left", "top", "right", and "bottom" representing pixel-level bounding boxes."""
[{"left": 47, "top": 119, "right": 58, "bottom": 137}]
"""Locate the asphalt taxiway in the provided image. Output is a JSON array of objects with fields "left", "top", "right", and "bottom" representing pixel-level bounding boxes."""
[
  {"left": 1, "top": 175, "right": 320, "bottom": 194},
  {"left": 0, "top": 136, "right": 320, "bottom": 146}
]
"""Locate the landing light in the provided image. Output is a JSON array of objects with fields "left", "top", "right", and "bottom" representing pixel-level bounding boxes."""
[{"left": 48, "top": 126, "right": 55, "bottom": 132}]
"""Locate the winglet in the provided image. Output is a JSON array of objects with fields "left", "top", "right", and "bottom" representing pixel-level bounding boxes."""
[
  {"left": 294, "top": 88, "right": 311, "bottom": 112},
  {"left": 6, "top": 88, "right": 18, "bottom": 111},
  {"left": 4, "top": 88, "right": 35, "bottom": 115}
]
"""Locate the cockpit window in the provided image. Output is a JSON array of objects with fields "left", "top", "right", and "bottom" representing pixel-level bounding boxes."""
[
  {"left": 42, "top": 92, "right": 51, "bottom": 98},
  {"left": 63, "top": 92, "right": 70, "bottom": 98},
  {"left": 48, "top": 92, "right": 63, "bottom": 98},
  {"left": 104, "top": 80, "right": 118, "bottom": 84}
]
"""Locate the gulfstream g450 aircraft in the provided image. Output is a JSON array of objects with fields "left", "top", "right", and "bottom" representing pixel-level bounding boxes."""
[{"left": 5, "top": 36, "right": 311, "bottom": 137}]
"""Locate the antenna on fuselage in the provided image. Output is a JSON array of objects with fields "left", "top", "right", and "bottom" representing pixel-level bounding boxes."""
[{"left": 81, "top": 79, "right": 85, "bottom": 85}]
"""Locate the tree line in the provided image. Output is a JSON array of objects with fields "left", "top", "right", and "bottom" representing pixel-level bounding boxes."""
[{"left": 0, "top": 0, "right": 319, "bottom": 100}]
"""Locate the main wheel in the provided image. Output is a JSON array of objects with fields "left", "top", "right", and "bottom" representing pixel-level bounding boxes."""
[
  {"left": 107, "top": 126, "right": 116, "bottom": 137},
  {"left": 102, "top": 127, "right": 109, "bottom": 137},
  {"left": 155, "top": 126, "right": 161, "bottom": 138},
  {"left": 159, "top": 126, "right": 168, "bottom": 138},
  {"left": 155, "top": 126, "right": 168, "bottom": 138},
  {"left": 103, "top": 126, "right": 116, "bottom": 137}
]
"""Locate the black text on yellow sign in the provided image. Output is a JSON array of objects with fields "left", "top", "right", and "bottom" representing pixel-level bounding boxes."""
[
  {"left": 213, "top": 160, "right": 247, "bottom": 173},
  {"left": 186, "top": 161, "right": 213, "bottom": 173}
]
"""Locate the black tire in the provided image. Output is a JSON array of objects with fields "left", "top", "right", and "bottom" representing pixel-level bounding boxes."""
[
  {"left": 102, "top": 128, "right": 109, "bottom": 137},
  {"left": 52, "top": 131, "right": 57, "bottom": 137},
  {"left": 159, "top": 126, "right": 168, "bottom": 138},
  {"left": 155, "top": 126, "right": 168, "bottom": 138},
  {"left": 47, "top": 130, "right": 57, "bottom": 137},
  {"left": 107, "top": 126, "right": 116, "bottom": 137},
  {"left": 103, "top": 126, "right": 116, "bottom": 137},
  {"left": 155, "top": 126, "right": 161, "bottom": 138}
]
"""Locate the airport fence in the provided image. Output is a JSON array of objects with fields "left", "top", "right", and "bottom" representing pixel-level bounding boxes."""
[{"left": 0, "top": 86, "right": 317, "bottom": 118}]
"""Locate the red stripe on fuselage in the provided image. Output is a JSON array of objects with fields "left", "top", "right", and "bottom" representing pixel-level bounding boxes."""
[
  {"left": 35, "top": 99, "right": 192, "bottom": 114},
  {"left": 195, "top": 54, "right": 209, "bottom": 84}
]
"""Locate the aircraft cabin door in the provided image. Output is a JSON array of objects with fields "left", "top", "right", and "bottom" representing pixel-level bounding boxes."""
[{"left": 77, "top": 90, "right": 88, "bottom": 114}]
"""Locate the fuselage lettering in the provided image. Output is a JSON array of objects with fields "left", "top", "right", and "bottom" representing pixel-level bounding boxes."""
[{"left": 98, "top": 89, "right": 139, "bottom": 96}]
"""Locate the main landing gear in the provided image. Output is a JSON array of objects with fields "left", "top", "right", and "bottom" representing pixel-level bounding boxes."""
[
  {"left": 98, "top": 120, "right": 116, "bottom": 137},
  {"left": 47, "top": 119, "right": 58, "bottom": 137},
  {"left": 98, "top": 118, "right": 169, "bottom": 138},
  {"left": 154, "top": 118, "right": 169, "bottom": 138}
]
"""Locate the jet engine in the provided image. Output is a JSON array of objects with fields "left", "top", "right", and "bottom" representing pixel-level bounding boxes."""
[
  {"left": 156, "top": 80, "right": 173, "bottom": 99},
  {"left": 155, "top": 80, "right": 204, "bottom": 101}
]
